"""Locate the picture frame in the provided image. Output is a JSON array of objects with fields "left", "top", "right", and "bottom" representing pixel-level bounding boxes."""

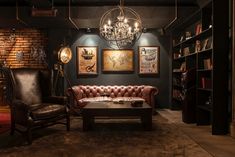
[
  {"left": 138, "top": 46, "right": 160, "bottom": 75},
  {"left": 102, "top": 49, "right": 134, "bottom": 72},
  {"left": 76, "top": 46, "right": 98, "bottom": 76}
]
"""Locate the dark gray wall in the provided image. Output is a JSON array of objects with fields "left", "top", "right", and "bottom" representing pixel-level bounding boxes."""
[{"left": 48, "top": 28, "right": 171, "bottom": 108}]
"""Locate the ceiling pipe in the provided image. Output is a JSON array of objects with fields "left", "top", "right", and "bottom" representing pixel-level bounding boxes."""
[
  {"left": 16, "top": 0, "right": 28, "bottom": 26},
  {"left": 163, "top": 0, "right": 178, "bottom": 31},
  {"left": 68, "top": 0, "right": 79, "bottom": 30}
]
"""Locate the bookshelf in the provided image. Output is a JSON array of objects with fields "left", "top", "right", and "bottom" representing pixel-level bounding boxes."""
[{"left": 171, "top": 0, "right": 229, "bottom": 134}]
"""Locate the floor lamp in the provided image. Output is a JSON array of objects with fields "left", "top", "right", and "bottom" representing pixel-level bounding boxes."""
[{"left": 54, "top": 46, "right": 81, "bottom": 114}]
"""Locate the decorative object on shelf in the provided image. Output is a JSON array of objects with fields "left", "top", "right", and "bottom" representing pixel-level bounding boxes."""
[
  {"left": 185, "top": 31, "right": 192, "bottom": 40},
  {"left": 138, "top": 46, "right": 160, "bottom": 75},
  {"left": 102, "top": 49, "right": 134, "bottom": 72},
  {"left": 180, "top": 62, "right": 186, "bottom": 72},
  {"left": 76, "top": 46, "right": 98, "bottom": 75},
  {"left": 180, "top": 36, "right": 184, "bottom": 42},
  {"left": 195, "top": 40, "right": 201, "bottom": 52},
  {"left": 183, "top": 47, "right": 190, "bottom": 56},
  {"left": 99, "top": 0, "right": 142, "bottom": 49}
]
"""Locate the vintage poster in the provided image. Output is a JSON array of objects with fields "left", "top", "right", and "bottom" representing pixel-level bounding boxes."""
[
  {"left": 138, "top": 46, "right": 160, "bottom": 74},
  {"left": 77, "top": 46, "right": 98, "bottom": 75}
]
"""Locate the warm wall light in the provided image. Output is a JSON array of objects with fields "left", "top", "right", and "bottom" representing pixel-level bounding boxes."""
[{"left": 58, "top": 47, "right": 72, "bottom": 64}]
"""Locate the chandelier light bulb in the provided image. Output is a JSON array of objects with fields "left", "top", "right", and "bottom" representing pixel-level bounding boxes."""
[
  {"left": 128, "top": 27, "right": 132, "bottom": 33},
  {"left": 124, "top": 18, "right": 128, "bottom": 23},
  {"left": 108, "top": 20, "right": 111, "bottom": 25},
  {"left": 104, "top": 24, "right": 107, "bottom": 32},
  {"left": 135, "top": 22, "right": 138, "bottom": 28}
]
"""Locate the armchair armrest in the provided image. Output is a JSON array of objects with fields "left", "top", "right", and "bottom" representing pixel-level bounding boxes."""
[
  {"left": 43, "top": 96, "right": 68, "bottom": 105},
  {"left": 12, "top": 99, "right": 30, "bottom": 110},
  {"left": 11, "top": 99, "right": 33, "bottom": 124}
]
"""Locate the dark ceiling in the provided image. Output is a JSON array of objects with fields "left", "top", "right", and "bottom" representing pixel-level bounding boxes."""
[
  {"left": 0, "top": 0, "right": 202, "bottom": 29},
  {"left": 0, "top": 0, "right": 198, "bottom": 7}
]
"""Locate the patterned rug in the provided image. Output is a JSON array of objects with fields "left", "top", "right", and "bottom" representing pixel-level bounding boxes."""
[{"left": 0, "top": 114, "right": 212, "bottom": 157}]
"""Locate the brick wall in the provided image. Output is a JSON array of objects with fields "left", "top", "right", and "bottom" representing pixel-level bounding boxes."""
[
  {"left": 0, "top": 28, "right": 48, "bottom": 69},
  {"left": 0, "top": 28, "right": 48, "bottom": 106}
]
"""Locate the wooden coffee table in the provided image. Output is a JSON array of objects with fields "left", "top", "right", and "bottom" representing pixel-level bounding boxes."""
[{"left": 82, "top": 101, "right": 152, "bottom": 131}]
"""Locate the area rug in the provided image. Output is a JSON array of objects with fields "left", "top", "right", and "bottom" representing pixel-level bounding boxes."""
[{"left": 0, "top": 114, "right": 212, "bottom": 157}]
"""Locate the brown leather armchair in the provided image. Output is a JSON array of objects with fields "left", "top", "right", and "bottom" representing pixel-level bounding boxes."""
[{"left": 3, "top": 68, "right": 70, "bottom": 144}]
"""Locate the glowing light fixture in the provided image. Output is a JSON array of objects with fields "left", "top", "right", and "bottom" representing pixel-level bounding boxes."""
[
  {"left": 99, "top": 0, "right": 142, "bottom": 48},
  {"left": 58, "top": 46, "right": 72, "bottom": 64}
]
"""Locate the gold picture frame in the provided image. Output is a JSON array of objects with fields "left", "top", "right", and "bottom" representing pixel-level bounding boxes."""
[
  {"left": 102, "top": 49, "right": 134, "bottom": 72},
  {"left": 138, "top": 46, "right": 160, "bottom": 75},
  {"left": 76, "top": 46, "right": 98, "bottom": 76}
]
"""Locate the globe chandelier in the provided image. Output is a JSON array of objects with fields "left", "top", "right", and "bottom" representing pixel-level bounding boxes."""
[{"left": 99, "top": 0, "right": 142, "bottom": 48}]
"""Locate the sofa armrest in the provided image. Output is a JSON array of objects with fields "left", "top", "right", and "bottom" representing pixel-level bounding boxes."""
[
  {"left": 142, "top": 86, "right": 159, "bottom": 114},
  {"left": 66, "top": 86, "right": 84, "bottom": 109}
]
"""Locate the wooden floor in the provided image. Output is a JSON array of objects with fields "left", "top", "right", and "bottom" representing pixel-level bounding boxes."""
[{"left": 158, "top": 109, "right": 235, "bottom": 157}]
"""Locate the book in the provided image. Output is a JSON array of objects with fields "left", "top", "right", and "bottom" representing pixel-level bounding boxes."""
[
  {"left": 201, "top": 77, "right": 212, "bottom": 89},
  {"left": 203, "top": 58, "right": 212, "bottom": 69},
  {"left": 195, "top": 23, "right": 202, "bottom": 35}
]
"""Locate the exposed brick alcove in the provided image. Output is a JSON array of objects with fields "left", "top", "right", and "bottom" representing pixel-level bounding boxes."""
[{"left": 0, "top": 28, "right": 48, "bottom": 106}]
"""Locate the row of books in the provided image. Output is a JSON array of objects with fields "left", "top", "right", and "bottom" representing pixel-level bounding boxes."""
[{"left": 173, "top": 37, "right": 212, "bottom": 59}]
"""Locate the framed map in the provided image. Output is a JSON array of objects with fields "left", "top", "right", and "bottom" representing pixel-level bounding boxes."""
[
  {"left": 138, "top": 46, "right": 160, "bottom": 75},
  {"left": 77, "top": 46, "right": 98, "bottom": 76},
  {"left": 102, "top": 49, "right": 134, "bottom": 72}
]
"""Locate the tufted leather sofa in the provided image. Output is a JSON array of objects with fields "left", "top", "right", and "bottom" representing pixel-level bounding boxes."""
[{"left": 67, "top": 85, "right": 158, "bottom": 114}]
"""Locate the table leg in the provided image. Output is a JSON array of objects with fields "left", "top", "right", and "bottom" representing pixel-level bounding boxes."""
[
  {"left": 141, "top": 113, "right": 152, "bottom": 131},
  {"left": 82, "top": 114, "right": 94, "bottom": 131}
]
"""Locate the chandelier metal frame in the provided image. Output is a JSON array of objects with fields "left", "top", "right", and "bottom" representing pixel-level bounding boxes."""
[{"left": 99, "top": 0, "right": 142, "bottom": 49}]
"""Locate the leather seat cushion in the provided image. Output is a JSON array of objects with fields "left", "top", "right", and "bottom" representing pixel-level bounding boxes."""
[{"left": 30, "top": 103, "right": 66, "bottom": 120}]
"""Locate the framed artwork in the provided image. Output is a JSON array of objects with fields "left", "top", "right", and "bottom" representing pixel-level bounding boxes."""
[
  {"left": 76, "top": 46, "right": 98, "bottom": 75},
  {"left": 102, "top": 49, "right": 134, "bottom": 72},
  {"left": 138, "top": 46, "right": 160, "bottom": 75}
]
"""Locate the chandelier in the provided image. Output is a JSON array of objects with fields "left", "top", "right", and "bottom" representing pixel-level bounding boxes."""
[{"left": 99, "top": 0, "right": 142, "bottom": 48}]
